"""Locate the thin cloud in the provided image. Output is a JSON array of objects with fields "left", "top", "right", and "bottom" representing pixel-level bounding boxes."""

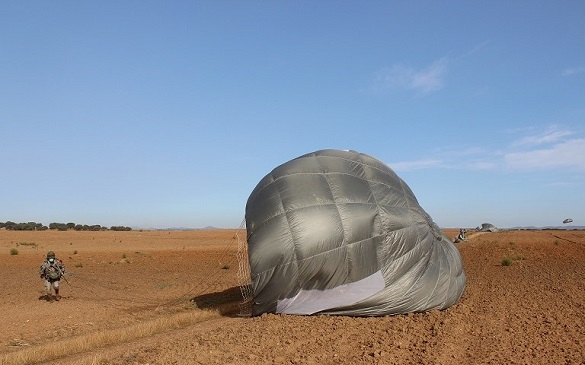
[
  {"left": 464, "top": 40, "right": 491, "bottom": 57},
  {"left": 505, "top": 139, "right": 585, "bottom": 170},
  {"left": 374, "top": 58, "right": 448, "bottom": 95},
  {"left": 450, "top": 40, "right": 492, "bottom": 63},
  {"left": 511, "top": 126, "right": 573, "bottom": 147},
  {"left": 546, "top": 181, "right": 581, "bottom": 188},
  {"left": 389, "top": 159, "right": 443, "bottom": 171},
  {"left": 390, "top": 155, "right": 496, "bottom": 172},
  {"left": 432, "top": 145, "right": 487, "bottom": 158},
  {"left": 562, "top": 66, "right": 585, "bottom": 76},
  {"left": 466, "top": 161, "right": 498, "bottom": 170},
  {"left": 390, "top": 126, "right": 584, "bottom": 172}
]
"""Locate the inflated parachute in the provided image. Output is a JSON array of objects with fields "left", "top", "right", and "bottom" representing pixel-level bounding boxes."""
[
  {"left": 476, "top": 223, "right": 498, "bottom": 232},
  {"left": 245, "top": 149, "right": 466, "bottom": 316}
]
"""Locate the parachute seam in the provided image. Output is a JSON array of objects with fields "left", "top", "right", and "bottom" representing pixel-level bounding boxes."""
[
  {"left": 249, "top": 172, "right": 405, "bottom": 217},
  {"left": 357, "top": 153, "right": 385, "bottom": 275},
  {"left": 399, "top": 244, "right": 433, "bottom": 305},
  {"left": 250, "top": 201, "right": 380, "bottom": 235},
  {"left": 314, "top": 156, "right": 352, "bottom": 279},
  {"left": 248, "top": 151, "right": 403, "bottom": 206},
  {"left": 380, "top": 224, "right": 418, "bottom": 263},
  {"left": 250, "top": 235, "right": 385, "bottom": 277},
  {"left": 421, "top": 248, "right": 442, "bottom": 310},
  {"left": 274, "top": 171, "right": 301, "bottom": 289},
  {"left": 248, "top": 165, "right": 405, "bottom": 231},
  {"left": 442, "top": 245, "right": 455, "bottom": 308}
]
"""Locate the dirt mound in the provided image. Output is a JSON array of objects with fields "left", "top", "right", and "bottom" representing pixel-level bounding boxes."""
[{"left": 2, "top": 229, "right": 584, "bottom": 364}]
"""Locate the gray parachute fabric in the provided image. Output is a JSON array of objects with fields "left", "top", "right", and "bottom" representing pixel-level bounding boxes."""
[
  {"left": 476, "top": 223, "right": 498, "bottom": 232},
  {"left": 245, "top": 149, "right": 466, "bottom": 316}
]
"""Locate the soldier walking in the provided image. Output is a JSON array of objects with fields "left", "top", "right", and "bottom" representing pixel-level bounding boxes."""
[{"left": 39, "top": 251, "right": 65, "bottom": 301}]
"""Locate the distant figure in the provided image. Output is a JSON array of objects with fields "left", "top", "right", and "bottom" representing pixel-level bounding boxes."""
[
  {"left": 39, "top": 251, "right": 65, "bottom": 301},
  {"left": 454, "top": 228, "right": 467, "bottom": 243}
]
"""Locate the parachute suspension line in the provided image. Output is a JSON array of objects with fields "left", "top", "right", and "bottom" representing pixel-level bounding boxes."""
[{"left": 236, "top": 218, "right": 253, "bottom": 317}]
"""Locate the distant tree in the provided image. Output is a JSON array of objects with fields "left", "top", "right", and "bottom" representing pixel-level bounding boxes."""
[
  {"left": 27, "top": 222, "right": 44, "bottom": 231},
  {"left": 110, "top": 226, "right": 132, "bottom": 231},
  {"left": 2, "top": 220, "right": 125, "bottom": 231},
  {"left": 4, "top": 221, "right": 16, "bottom": 230},
  {"left": 49, "top": 222, "right": 69, "bottom": 231},
  {"left": 12, "top": 223, "right": 24, "bottom": 231},
  {"left": 23, "top": 222, "right": 38, "bottom": 230},
  {"left": 2, "top": 221, "right": 46, "bottom": 230}
]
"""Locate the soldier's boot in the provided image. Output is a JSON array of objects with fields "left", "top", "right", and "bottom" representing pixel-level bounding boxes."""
[{"left": 55, "top": 288, "right": 60, "bottom": 301}]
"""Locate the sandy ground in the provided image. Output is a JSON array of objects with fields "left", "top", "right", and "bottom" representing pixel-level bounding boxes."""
[{"left": 1, "top": 228, "right": 584, "bottom": 364}]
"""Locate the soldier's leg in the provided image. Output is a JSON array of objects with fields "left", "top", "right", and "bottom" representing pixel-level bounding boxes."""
[
  {"left": 54, "top": 281, "right": 60, "bottom": 300},
  {"left": 44, "top": 279, "right": 52, "bottom": 300}
]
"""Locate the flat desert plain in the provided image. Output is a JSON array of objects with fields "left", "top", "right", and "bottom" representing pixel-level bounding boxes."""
[{"left": 1, "top": 228, "right": 584, "bottom": 365}]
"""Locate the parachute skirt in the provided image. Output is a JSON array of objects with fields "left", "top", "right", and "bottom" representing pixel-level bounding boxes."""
[{"left": 245, "top": 149, "right": 466, "bottom": 316}]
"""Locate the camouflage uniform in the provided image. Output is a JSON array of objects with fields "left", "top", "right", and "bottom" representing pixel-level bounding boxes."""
[{"left": 39, "top": 251, "right": 65, "bottom": 301}]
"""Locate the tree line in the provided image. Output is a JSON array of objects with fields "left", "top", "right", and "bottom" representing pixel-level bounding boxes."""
[{"left": 0, "top": 221, "right": 132, "bottom": 231}]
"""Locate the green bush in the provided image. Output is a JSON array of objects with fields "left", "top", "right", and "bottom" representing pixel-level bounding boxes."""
[
  {"left": 501, "top": 257, "right": 513, "bottom": 266},
  {"left": 10, "top": 248, "right": 18, "bottom": 255}
]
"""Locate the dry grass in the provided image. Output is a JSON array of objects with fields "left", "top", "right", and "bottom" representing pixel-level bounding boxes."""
[{"left": 0, "top": 309, "right": 220, "bottom": 365}]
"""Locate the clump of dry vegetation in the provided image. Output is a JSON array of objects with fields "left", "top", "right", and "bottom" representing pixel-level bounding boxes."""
[{"left": 0, "top": 309, "right": 220, "bottom": 365}]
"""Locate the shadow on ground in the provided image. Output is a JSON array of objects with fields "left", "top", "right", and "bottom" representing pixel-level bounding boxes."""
[
  {"left": 38, "top": 294, "right": 62, "bottom": 302},
  {"left": 191, "top": 286, "right": 244, "bottom": 316}
]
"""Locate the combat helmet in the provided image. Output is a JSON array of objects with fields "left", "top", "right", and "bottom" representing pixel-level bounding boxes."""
[{"left": 46, "top": 251, "right": 55, "bottom": 259}]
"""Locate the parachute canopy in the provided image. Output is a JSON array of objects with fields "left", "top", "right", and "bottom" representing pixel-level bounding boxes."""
[
  {"left": 563, "top": 218, "right": 573, "bottom": 224},
  {"left": 476, "top": 223, "right": 498, "bottom": 232},
  {"left": 245, "top": 149, "right": 466, "bottom": 316}
]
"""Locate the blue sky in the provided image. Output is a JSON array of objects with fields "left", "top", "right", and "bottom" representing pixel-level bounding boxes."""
[{"left": 1, "top": 1, "right": 584, "bottom": 229}]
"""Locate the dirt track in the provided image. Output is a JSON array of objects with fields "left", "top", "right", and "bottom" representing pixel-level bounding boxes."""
[{"left": 1, "top": 229, "right": 584, "bottom": 364}]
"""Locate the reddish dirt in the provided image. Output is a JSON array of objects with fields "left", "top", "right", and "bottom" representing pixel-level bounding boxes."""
[{"left": 1, "top": 228, "right": 585, "bottom": 364}]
